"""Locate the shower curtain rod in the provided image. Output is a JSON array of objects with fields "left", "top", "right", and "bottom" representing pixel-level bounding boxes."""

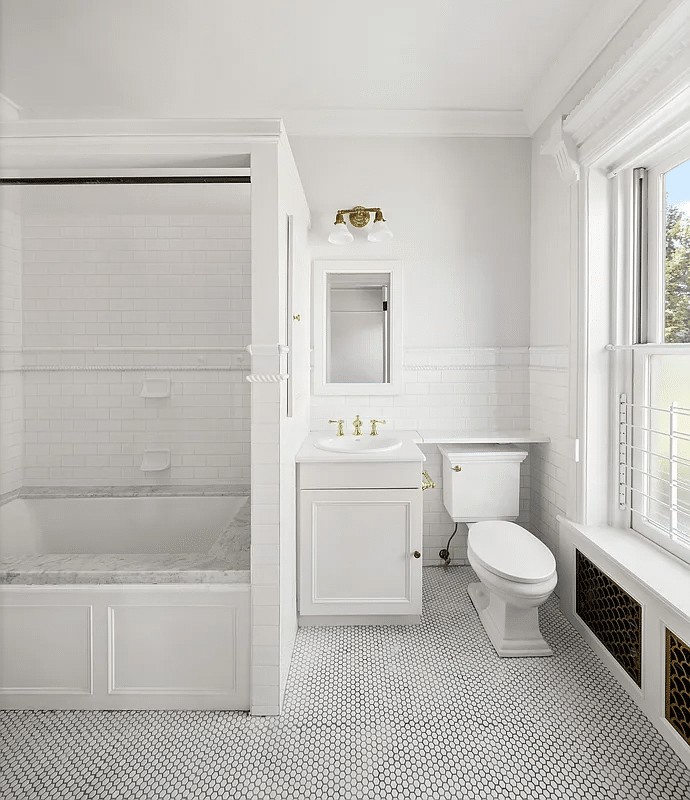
[{"left": 0, "top": 176, "right": 250, "bottom": 185}]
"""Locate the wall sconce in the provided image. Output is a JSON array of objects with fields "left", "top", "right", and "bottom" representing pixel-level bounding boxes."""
[{"left": 328, "top": 206, "right": 393, "bottom": 244}]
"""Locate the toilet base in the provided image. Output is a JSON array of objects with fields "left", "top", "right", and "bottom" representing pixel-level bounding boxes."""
[{"left": 467, "top": 582, "right": 553, "bottom": 658}]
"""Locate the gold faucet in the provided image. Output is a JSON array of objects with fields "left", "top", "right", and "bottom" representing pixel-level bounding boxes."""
[
  {"left": 329, "top": 419, "right": 345, "bottom": 437},
  {"left": 352, "top": 415, "right": 363, "bottom": 436},
  {"left": 370, "top": 419, "right": 386, "bottom": 436}
]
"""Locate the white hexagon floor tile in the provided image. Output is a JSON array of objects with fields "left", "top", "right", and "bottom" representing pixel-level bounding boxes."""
[{"left": 1, "top": 566, "right": 689, "bottom": 799}]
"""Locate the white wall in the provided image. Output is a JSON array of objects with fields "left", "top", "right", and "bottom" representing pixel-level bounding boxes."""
[
  {"left": 292, "top": 136, "right": 531, "bottom": 348},
  {"left": 290, "top": 135, "right": 532, "bottom": 562},
  {"left": 246, "top": 133, "right": 311, "bottom": 715},
  {"left": 277, "top": 137, "right": 312, "bottom": 705},
  {"left": 0, "top": 187, "right": 23, "bottom": 498}
]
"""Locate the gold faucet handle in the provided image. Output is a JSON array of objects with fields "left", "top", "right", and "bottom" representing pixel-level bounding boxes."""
[
  {"left": 370, "top": 419, "right": 386, "bottom": 436},
  {"left": 328, "top": 419, "right": 345, "bottom": 437}
]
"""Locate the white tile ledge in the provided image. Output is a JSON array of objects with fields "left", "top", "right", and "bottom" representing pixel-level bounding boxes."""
[
  {"left": 416, "top": 429, "right": 549, "bottom": 444},
  {"left": 558, "top": 516, "right": 690, "bottom": 622}
]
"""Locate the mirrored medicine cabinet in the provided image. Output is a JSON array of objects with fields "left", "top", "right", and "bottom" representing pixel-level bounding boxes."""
[{"left": 313, "top": 260, "right": 402, "bottom": 395}]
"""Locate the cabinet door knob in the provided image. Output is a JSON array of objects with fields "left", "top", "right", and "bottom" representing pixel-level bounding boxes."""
[{"left": 413, "top": 551, "right": 421, "bottom": 559}]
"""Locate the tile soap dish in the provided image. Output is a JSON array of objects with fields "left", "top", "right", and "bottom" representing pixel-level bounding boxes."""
[
  {"left": 140, "top": 376, "right": 171, "bottom": 398},
  {"left": 140, "top": 449, "right": 171, "bottom": 471}
]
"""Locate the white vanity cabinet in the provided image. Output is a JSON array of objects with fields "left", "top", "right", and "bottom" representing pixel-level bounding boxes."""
[{"left": 297, "top": 457, "right": 423, "bottom": 625}]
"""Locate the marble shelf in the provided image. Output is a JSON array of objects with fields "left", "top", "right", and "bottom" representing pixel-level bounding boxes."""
[{"left": 414, "top": 429, "right": 550, "bottom": 444}]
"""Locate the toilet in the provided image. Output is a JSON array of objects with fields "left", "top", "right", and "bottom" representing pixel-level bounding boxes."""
[{"left": 438, "top": 444, "right": 557, "bottom": 657}]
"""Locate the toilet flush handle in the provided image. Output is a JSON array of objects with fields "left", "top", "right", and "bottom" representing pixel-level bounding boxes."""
[
  {"left": 453, "top": 466, "right": 462, "bottom": 472},
  {"left": 421, "top": 471, "right": 435, "bottom": 490}
]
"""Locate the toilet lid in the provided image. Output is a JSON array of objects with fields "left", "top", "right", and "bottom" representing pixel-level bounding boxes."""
[{"left": 468, "top": 521, "right": 556, "bottom": 584}]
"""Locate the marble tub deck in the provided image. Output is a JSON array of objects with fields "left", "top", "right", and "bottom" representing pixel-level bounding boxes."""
[{"left": 0, "top": 495, "right": 250, "bottom": 586}]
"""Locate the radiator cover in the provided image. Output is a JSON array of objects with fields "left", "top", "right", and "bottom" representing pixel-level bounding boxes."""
[
  {"left": 575, "top": 549, "right": 642, "bottom": 687},
  {"left": 666, "top": 628, "right": 690, "bottom": 748}
]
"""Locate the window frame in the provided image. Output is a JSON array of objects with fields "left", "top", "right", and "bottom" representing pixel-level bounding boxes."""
[{"left": 626, "top": 142, "right": 690, "bottom": 565}]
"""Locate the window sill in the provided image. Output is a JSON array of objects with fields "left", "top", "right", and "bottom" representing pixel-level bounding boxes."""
[{"left": 557, "top": 516, "right": 690, "bottom": 622}]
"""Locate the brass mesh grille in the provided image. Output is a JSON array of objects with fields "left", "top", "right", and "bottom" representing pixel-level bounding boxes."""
[
  {"left": 666, "top": 628, "right": 690, "bottom": 747},
  {"left": 575, "top": 550, "right": 642, "bottom": 687}
]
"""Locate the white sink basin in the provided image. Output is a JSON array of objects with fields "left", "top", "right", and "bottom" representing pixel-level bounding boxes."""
[{"left": 314, "top": 436, "right": 403, "bottom": 454}]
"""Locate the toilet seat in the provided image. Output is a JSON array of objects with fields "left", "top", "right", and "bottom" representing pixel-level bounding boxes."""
[{"left": 468, "top": 520, "right": 556, "bottom": 585}]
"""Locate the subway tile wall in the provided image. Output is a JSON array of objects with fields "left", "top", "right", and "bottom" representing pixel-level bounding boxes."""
[
  {"left": 19, "top": 214, "right": 251, "bottom": 487},
  {"left": 529, "top": 346, "right": 570, "bottom": 555},
  {"left": 311, "top": 347, "right": 532, "bottom": 564},
  {"left": 0, "top": 203, "right": 23, "bottom": 498}
]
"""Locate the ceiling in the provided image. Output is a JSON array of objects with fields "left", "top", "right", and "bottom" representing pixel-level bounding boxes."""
[{"left": 0, "top": 0, "right": 642, "bottom": 135}]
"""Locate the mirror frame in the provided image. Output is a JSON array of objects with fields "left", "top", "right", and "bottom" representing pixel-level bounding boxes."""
[{"left": 312, "top": 260, "right": 402, "bottom": 396}]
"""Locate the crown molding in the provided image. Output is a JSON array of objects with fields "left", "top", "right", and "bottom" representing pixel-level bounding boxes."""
[
  {"left": 0, "top": 118, "right": 286, "bottom": 170},
  {"left": 563, "top": 0, "right": 690, "bottom": 169},
  {"left": 280, "top": 109, "right": 529, "bottom": 138},
  {"left": 0, "top": 118, "right": 284, "bottom": 140},
  {"left": 524, "top": 0, "right": 646, "bottom": 135}
]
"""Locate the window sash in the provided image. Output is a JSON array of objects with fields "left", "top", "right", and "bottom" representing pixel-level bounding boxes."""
[
  {"left": 626, "top": 145, "right": 690, "bottom": 564},
  {"left": 630, "top": 349, "right": 690, "bottom": 561}
]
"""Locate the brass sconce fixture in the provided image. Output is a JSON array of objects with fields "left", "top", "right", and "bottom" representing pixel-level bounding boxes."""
[{"left": 328, "top": 205, "right": 393, "bottom": 244}]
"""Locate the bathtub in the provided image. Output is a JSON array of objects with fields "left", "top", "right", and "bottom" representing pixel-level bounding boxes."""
[{"left": 0, "top": 492, "right": 251, "bottom": 710}]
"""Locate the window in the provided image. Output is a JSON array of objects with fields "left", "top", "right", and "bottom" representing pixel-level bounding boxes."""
[{"left": 626, "top": 152, "right": 690, "bottom": 562}]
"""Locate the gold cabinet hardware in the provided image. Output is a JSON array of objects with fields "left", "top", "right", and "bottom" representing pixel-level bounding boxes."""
[
  {"left": 293, "top": 314, "right": 300, "bottom": 321},
  {"left": 370, "top": 419, "right": 386, "bottom": 436},
  {"left": 413, "top": 551, "right": 421, "bottom": 559},
  {"left": 421, "top": 470, "right": 436, "bottom": 490},
  {"left": 328, "top": 419, "right": 345, "bottom": 437},
  {"left": 453, "top": 466, "right": 462, "bottom": 472},
  {"left": 352, "top": 415, "right": 363, "bottom": 436}
]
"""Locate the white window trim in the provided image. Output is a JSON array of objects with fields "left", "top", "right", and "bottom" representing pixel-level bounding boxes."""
[{"left": 560, "top": 1, "right": 690, "bottom": 550}]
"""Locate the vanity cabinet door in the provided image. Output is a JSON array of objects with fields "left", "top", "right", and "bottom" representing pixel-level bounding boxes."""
[{"left": 298, "top": 488, "right": 422, "bottom": 619}]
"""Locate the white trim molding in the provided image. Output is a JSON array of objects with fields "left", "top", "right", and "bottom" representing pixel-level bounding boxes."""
[
  {"left": 540, "top": 117, "right": 580, "bottom": 184},
  {"left": 564, "top": 0, "right": 690, "bottom": 171},
  {"left": 281, "top": 109, "right": 529, "bottom": 138},
  {"left": 0, "top": 118, "right": 283, "bottom": 170},
  {"left": 524, "top": 0, "right": 646, "bottom": 135},
  {"left": 245, "top": 374, "right": 288, "bottom": 383}
]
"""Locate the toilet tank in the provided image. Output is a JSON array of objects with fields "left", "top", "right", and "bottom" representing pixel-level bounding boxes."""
[{"left": 438, "top": 444, "right": 528, "bottom": 522}]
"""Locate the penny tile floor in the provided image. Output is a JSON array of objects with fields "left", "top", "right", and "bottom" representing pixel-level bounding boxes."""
[{"left": 1, "top": 567, "right": 689, "bottom": 799}]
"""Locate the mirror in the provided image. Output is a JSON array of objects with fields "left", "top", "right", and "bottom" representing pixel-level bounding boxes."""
[
  {"left": 328, "top": 273, "right": 389, "bottom": 383},
  {"left": 313, "top": 260, "right": 401, "bottom": 395}
]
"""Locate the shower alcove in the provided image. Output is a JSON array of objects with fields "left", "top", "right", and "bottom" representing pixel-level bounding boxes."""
[{"left": 0, "top": 120, "right": 311, "bottom": 714}]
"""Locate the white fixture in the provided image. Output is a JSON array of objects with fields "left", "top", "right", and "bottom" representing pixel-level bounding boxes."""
[
  {"left": 328, "top": 222, "right": 355, "bottom": 245},
  {"left": 296, "top": 432, "right": 425, "bottom": 625},
  {"left": 439, "top": 444, "right": 557, "bottom": 657},
  {"left": 140, "top": 376, "right": 171, "bottom": 398},
  {"left": 140, "top": 449, "right": 171, "bottom": 472},
  {"left": 313, "top": 436, "right": 403, "bottom": 454},
  {"left": 367, "top": 218, "right": 393, "bottom": 242}
]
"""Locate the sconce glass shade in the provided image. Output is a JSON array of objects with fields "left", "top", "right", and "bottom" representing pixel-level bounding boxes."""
[
  {"left": 367, "top": 219, "right": 393, "bottom": 242},
  {"left": 328, "top": 214, "right": 354, "bottom": 244}
]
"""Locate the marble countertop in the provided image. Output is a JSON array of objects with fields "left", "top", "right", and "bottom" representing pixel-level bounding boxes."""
[{"left": 0, "top": 496, "right": 250, "bottom": 586}]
